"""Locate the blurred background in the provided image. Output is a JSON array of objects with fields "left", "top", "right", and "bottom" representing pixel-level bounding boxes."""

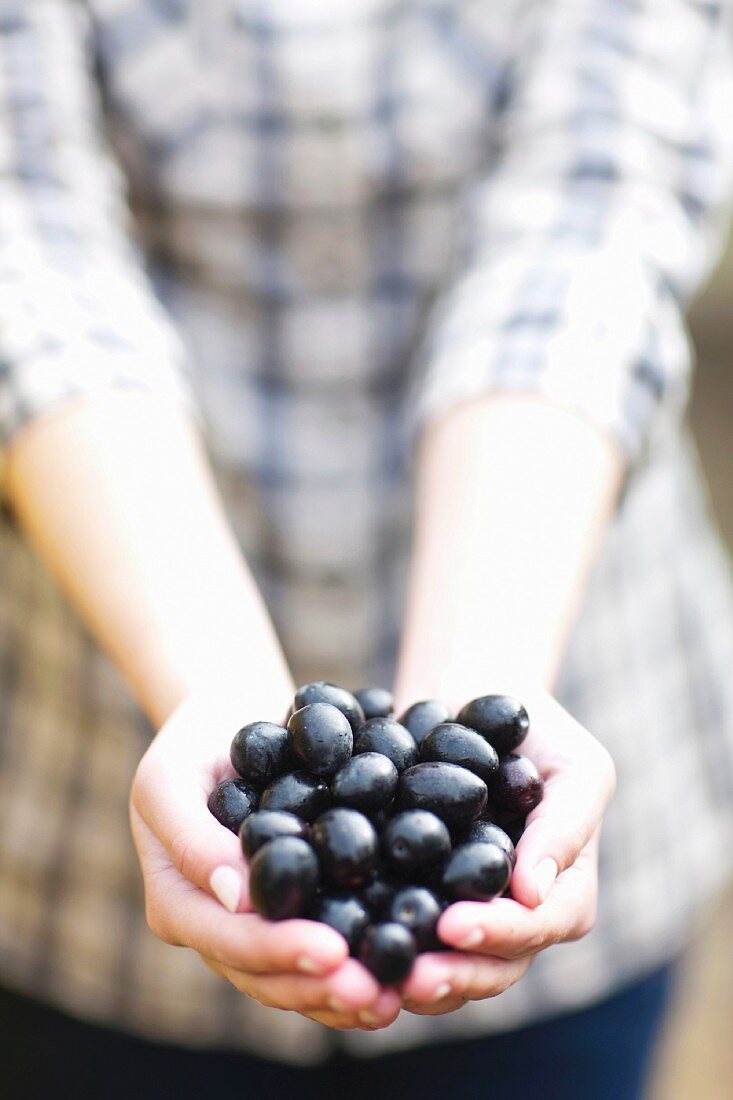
[{"left": 649, "top": 236, "right": 733, "bottom": 1100}]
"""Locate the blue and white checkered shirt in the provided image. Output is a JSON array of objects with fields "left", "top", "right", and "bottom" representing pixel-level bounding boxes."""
[{"left": 2, "top": 0, "right": 733, "bottom": 1061}]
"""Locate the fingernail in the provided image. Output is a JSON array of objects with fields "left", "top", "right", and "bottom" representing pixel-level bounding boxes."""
[
  {"left": 430, "top": 982, "right": 452, "bottom": 1002},
  {"left": 297, "top": 955, "right": 327, "bottom": 975},
  {"left": 456, "top": 929, "right": 484, "bottom": 950},
  {"left": 209, "top": 866, "right": 242, "bottom": 913},
  {"left": 534, "top": 858, "right": 558, "bottom": 903},
  {"left": 328, "top": 997, "right": 347, "bottom": 1012},
  {"left": 358, "top": 1010, "right": 381, "bottom": 1026}
]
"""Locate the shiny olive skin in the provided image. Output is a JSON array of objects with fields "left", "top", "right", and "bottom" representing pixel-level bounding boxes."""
[
  {"left": 420, "top": 723, "right": 499, "bottom": 784},
  {"left": 311, "top": 894, "right": 371, "bottom": 954},
  {"left": 260, "top": 771, "right": 331, "bottom": 822},
  {"left": 311, "top": 808, "right": 378, "bottom": 888},
  {"left": 360, "top": 873, "right": 401, "bottom": 920},
  {"left": 359, "top": 922, "right": 417, "bottom": 985},
  {"left": 354, "top": 717, "right": 418, "bottom": 773},
  {"left": 288, "top": 703, "right": 354, "bottom": 777},
  {"left": 249, "top": 837, "right": 320, "bottom": 920},
  {"left": 456, "top": 695, "right": 530, "bottom": 757},
  {"left": 442, "top": 842, "right": 512, "bottom": 902},
  {"left": 389, "top": 886, "right": 442, "bottom": 951},
  {"left": 207, "top": 778, "right": 258, "bottom": 833},
  {"left": 462, "top": 819, "right": 516, "bottom": 867},
  {"left": 331, "top": 752, "right": 398, "bottom": 815},
  {"left": 397, "top": 762, "right": 488, "bottom": 831},
  {"left": 240, "top": 810, "right": 308, "bottom": 860},
  {"left": 489, "top": 753, "right": 544, "bottom": 814},
  {"left": 293, "top": 681, "right": 365, "bottom": 734},
  {"left": 399, "top": 700, "right": 451, "bottom": 747},
  {"left": 230, "top": 721, "right": 291, "bottom": 787},
  {"left": 382, "top": 810, "right": 451, "bottom": 880},
  {"left": 354, "top": 686, "right": 394, "bottom": 720}
]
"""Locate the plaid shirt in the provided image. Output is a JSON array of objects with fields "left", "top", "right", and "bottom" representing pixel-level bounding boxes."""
[{"left": 2, "top": 0, "right": 733, "bottom": 1061}]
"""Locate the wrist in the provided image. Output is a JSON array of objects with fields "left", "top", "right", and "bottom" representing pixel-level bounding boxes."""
[
  {"left": 393, "top": 667, "right": 551, "bottom": 719},
  {"left": 137, "top": 611, "right": 294, "bottom": 729}
]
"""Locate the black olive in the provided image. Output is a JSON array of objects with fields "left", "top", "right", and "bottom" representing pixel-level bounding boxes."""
[
  {"left": 354, "top": 717, "right": 418, "bottom": 773},
  {"left": 456, "top": 695, "right": 530, "bottom": 756},
  {"left": 230, "top": 721, "right": 291, "bottom": 787},
  {"left": 207, "top": 778, "right": 258, "bottom": 833},
  {"left": 288, "top": 703, "right": 353, "bottom": 777},
  {"left": 331, "top": 752, "right": 398, "bottom": 815},
  {"left": 442, "top": 842, "right": 511, "bottom": 902},
  {"left": 399, "top": 700, "right": 451, "bottom": 747},
  {"left": 358, "top": 922, "right": 417, "bottom": 985},
  {"left": 249, "top": 837, "right": 320, "bottom": 920},
  {"left": 260, "top": 771, "right": 331, "bottom": 822},
  {"left": 311, "top": 808, "right": 378, "bottom": 888},
  {"left": 397, "top": 762, "right": 487, "bottom": 831},
  {"left": 293, "top": 681, "right": 365, "bottom": 734},
  {"left": 240, "top": 810, "right": 308, "bottom": 860},
  {"left": 420, "top": 722, "right": 499, "bottom": 783},
  {"left": 354, "top": 686, "right": 394, "bottom": 720}
]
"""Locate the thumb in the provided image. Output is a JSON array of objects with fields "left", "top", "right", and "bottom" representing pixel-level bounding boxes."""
[
  {"left": 131, "top": 754, "right": 249, "bottom": 914},
  {"left": 510, "top": 751, "right": 614, "bottom": 909}
]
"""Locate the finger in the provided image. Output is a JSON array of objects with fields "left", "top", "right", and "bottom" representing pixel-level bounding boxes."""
[
  {"left": 304, "top": 989, "right": 402, "bottom": 1031},
  {"left": 513, "top": 722, "right": 614, "bottom": 908},
  {"left": 437, "top": 842, "right": 598, "bottom": 958},
  {"left": 151, "top": 871, "right": 348, "bottom": 974},
  {"left": 213, "top": 957, "right": 387, "bottom": 1014},
  {"left": 400, "top": 949, "right": 531, "bottom": 1007},
  {"left": 402, "top": 996, "right": 469, "bottom": 1017}
]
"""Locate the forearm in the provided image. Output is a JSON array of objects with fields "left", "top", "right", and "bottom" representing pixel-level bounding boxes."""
[
  {"left": 4, "top": 392, "right": 293, "bottom": 727},
  {"left": 395, "top": 395, "right": 622, "bottom": 707}
]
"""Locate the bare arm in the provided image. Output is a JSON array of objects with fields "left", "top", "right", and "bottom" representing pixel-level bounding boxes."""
[
  {"left": 4, "top": 393, "right": 292, "bottom": 727},
  {"left": 395, "top": 395, "right": 622, "bottom": 705}
]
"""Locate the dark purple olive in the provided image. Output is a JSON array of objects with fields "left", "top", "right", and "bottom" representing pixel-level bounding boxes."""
[
  {"left": 240, "top": 810, "right": 308, "bottom": 860},
  {"left": 360, "top": 873, "right": 401, "bottom": 920},
  {"left": 397, "top": 762, "right": 487, "bottom": 831},
  {"left": 382, "top": 810, "right": 451, "bottom": 880},
  {"left": 489, "top": 754, "right": 544, "bottom": 814},
  {"left": 399, "top": 700, "right": 451, "bottom": 746},
  {"left": 420, "top": 723, "right": 499, "bottom": 783},
  {"left": 331, "top": 752, "right": 398, "bottom": 815},
  {"left": 354, "top": 717, "right": 418, "bottom": 773},
  {"left": 462, "top": 819, "right": 516, "bottom": 867},
  {"left": 311, "top": 808, "right": 378, "bottom": 888},
  {"left": 249, "top": 836, "right": 320, "bottom": 920},
  {"left": 230, "top": 721, "right": 291, "bottom": 787},
  {"left": 311, "top": 894, "right": 370, "bottom": 954},
  {"left": 457, "top": 695, "right": 530, "bottom": 756},
  {"left": 207, "top": 778, "right": 258, "bottom": 833},
  {"left": 260, "top": 771, "right": 331, "bottom": 822},
  {"left": 359, "top": 922, "right": 417, "bottom": 985},
  {"left": 503, "top": 816, "right": 527, "bottom": 846},
  {"left": 442, "top": 842, "right": 511, "bottom": 902},
  {"left": 389, "top": 886, "right": 442, "bottom": 951},
  {"left": 354, "top": 686, "right": 394, "bottom": 720},
  {"left": 293, "top": 681, "right": 365, "bottom": 734},
  {"left": 288, "top": 703, "right": 353, "bottom": 777}
]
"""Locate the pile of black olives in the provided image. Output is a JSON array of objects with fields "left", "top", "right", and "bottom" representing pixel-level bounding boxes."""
[{"left": 208, "top": 683, "right": 543, "bottom": 986}]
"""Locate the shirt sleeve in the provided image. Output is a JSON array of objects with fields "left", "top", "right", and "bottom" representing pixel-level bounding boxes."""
[
  {"left": 412, "top": 0, "right": 733, "bottom": 464},
  {"left": 0, "top": 2, "right": 195, "bottom": 462}
]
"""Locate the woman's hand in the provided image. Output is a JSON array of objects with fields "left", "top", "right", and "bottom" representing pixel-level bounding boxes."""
[
  {"left": 130, "top": 689, "right": 402, "bottom": 1031},
  {"left": 395, "top": 691, "right": 615, "bottom": 1015}
]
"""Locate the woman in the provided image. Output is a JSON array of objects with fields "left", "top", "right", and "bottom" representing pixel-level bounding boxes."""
[{"left": 1, "top": 1, "right": 732, "bottom": 1097}]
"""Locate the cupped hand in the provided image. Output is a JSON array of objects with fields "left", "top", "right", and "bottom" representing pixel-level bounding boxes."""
[
  {"left": 396, "top": 690, "right": 615, "bottom": 1015},
  {"left": 130, "top": 689, "right": 401, "bottom": 1031}
]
